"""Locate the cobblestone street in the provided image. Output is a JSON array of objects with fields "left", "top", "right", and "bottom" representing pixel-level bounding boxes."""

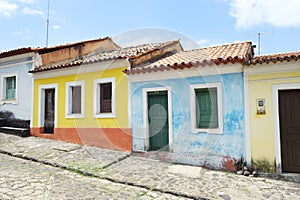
[
  {"left": 0, "top": 154, "right": 188, "bottom": 200},
  {"left": 0, "top": 133, "right": 300, "bottom": 199}
]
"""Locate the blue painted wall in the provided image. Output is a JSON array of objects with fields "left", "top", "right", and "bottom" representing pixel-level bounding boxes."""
[
  {"left": 131, "top": 72, "right": 245, "bottom": 169},
  {"left": 0, "top": 60, "right": 33, "bottom": 120}
]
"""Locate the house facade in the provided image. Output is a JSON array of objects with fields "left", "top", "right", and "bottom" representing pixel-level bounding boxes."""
[
  {"left": 29, "top": 40, "right": 182, "bottom": 152},
  {"left": 245, "top": 52, "right": 300, "bottom": 173},
  {"left": 0, "top": 48, "right": 39, "bottom": 120},
  {"left": 0, "top": 37, "right": 118, "bottom": 122},
  {"left": 125, "top": 42, "right": 254, "bottom": 170}
]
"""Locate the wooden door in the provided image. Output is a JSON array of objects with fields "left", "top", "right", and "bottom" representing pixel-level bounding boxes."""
[
  {"left": 44, "top": 89, "right": 55, "bottom": 134},
  {"left": 147, "top": 91, "right": 169, "bottom": 151},
  {"left": 279, "top": 89, "right": 300, "bottom": 173}
]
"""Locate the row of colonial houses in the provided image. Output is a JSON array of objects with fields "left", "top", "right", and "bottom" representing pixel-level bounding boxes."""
[{"left": 0, "top": 37, "right": 299, "bottom": 174}]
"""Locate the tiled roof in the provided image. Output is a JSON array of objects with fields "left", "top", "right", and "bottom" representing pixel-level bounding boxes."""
[
  {"left": 124, "top": 41, "right": 254, "bottom": 75},
  {"left": 29, "top": 40, "right": 179, "bottom": 73},
  {"left": 37, "top": 37, "right": 117, "bottom": 54},
  {"left": 246, "top": 51, "right": 300, "bottom": 66},
  {"left": 0, "top": 37, "right": 115, "bottom": 60},
  {"left": 0, "top": 47, "right": 38, "bottom": 59}
]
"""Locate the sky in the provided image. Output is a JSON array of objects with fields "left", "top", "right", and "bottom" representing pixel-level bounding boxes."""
[{"left": 1, "top": 0, "right": 300, "bottom": 56}]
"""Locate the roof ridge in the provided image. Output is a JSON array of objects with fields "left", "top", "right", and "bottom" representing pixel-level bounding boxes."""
[
  {"left": 82, "top": 40, "right": 180, "bottom": 59},
  {"left": 184, "top": 41, "right": 252, "bottom": 53},
  {"left": 119, "top": 39, "right": 179, "bottom": 50},
  {"left": 37, "top": 36, "right": 112, "bottom": 53},
  {"left": 254, "top": 50, "right": 300, "bottom": 58},
  {"left": 0, "top": 47, "right": 38, "bottom": 59}
]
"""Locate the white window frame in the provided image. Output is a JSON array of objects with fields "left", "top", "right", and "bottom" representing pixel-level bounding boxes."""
[
  {"left": 272, "top": 83, "right": 300, "bottom": 174},
  {"left": 38, "top": 84, "right": 58, "bottom": 128},
  {"left": 142, "top": 87, "right": 173, "bottom": 151},
  {"left": 65, "top": 81, "right": 84, "bottom": 118},
  {"left": 93, "top": 77, "right": 116, "bottom": 118},
  {"left": 0, "top": 72, "right": 19, "bottom": 105},
  {"left": 190, "top": 82, "right": 223, "bottom": 134}
]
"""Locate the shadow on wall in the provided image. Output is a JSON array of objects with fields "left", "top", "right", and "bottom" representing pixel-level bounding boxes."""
[{"left": 0, "top": 111, "right": 30, "bottom": 128}]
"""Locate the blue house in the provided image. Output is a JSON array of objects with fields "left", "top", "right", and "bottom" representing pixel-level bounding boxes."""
[{"left": 125, "top": 41, "right": 254, "bottom": 170}]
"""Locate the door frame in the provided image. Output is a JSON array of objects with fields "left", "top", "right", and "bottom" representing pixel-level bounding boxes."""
[
  {"left": 273, "top": 83, "right": 300, "bottom": 173},
  {"left": 38, "top": 84, "right": 58, "bottom": 131},
  {"left": 143, "top": 87, "right": 172, "bottom": 151}
]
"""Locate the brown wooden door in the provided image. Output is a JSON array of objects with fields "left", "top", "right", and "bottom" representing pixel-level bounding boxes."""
[
  {"left": 44, "top": 89, "right": 55, "bottom": 134},
  {"left": 279, "top": 89, "right": 300, "bottom": 173}
]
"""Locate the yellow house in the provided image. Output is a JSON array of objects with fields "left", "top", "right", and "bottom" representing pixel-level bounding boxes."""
[
  {"left": 245, "top": 51, "right": 300, "bottom": 173},
  {"left": 29, "top": 40, "right": 183, "bottom": 152}
]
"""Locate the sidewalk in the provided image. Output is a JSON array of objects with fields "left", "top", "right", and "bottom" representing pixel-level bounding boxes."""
[{"left": 0, "top": 133, "right": 299, "bottom": 200}]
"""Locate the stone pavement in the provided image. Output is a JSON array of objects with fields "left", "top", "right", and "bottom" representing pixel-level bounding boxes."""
[
  {"left": 0, "top": 153, "right": 188, "bottom": 200},
  {"left": 0, "top": 133, "right": 300, "bottom": 200}
]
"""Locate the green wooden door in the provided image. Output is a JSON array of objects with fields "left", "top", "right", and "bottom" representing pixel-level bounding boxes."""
[{"left": 147, "top": 91, "right": 169, "bottom": 151}]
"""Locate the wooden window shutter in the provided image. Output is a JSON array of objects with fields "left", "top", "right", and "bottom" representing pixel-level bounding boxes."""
[
  {"left": 71, "top": 86, "right": 81, "bottom": 114},
  {"left": 6, "top": 76, "right": 16, "bottom": 99},
  {"left": 195, "top": 88, "right": 218, "bottom": 128},
  {"left": 100, "top": 82, "right": 112, "bottom": 113}
]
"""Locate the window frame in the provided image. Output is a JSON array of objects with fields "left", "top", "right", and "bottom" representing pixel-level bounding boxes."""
[
  {"left": 0, "top": 72, "right": 19, "bottom": 104},
  {"left": 190, "top": 83, "right": 223, "bottom": 134},
  {"left": 93, "top": 77, "right": 116, "bottom": 118},
  {"left": 65, "top": 81, "right": 84, "bottom": 118}
]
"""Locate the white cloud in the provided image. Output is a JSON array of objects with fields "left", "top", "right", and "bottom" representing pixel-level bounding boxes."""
[
  {"left": 0, "top": 0, "right": 18, "bottom": 16},
  {"left": 22, "top": 6, "right": 43, "bottom": 16},
  {"left": 229, "top": 0, "right": 300, "bottom": 29},
  {"left": 12, "top": 28, "right": 35, "bottom": 35},
  {"left": 197, "top": 39, "right": 209, "bottom": 47},
  {"left": 17, "top": 0, "right": 34, "bottom": 4},
  {"left": 53, "top": 25, "right": 60, "bottom": 30}
]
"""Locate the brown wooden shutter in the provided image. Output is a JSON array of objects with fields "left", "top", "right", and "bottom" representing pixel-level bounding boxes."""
[
  {"left": 72, "top": 86, "right": 81, "bottom": 114},
  {"left": 100, "top": 83, "right": 112, "bottom": 113}
]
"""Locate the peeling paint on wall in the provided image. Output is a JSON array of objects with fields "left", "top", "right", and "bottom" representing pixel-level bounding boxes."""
[{"left": 131, "top": 72, "right": 245, "bottom": 169}]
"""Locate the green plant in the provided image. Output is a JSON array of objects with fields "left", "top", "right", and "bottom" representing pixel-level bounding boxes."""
[{"left": 252, "top": 159, "right": 275, "bottom": 173}]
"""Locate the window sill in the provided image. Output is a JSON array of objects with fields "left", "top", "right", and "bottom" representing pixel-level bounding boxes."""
[
  {"left": 94, "top": 113, "right": 115, "bottom": 119},
  {"left": 191, "top": 127, "right": 223, "bottom": 134},
  {"left": 0, "top": 99, "right": 18, "bottom": 105},
  {"left": 65, "top": 114, "right": 84, "bottom": 119}
]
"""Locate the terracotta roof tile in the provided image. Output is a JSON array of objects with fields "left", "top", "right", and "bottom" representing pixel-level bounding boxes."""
[
  {"left": 0, "top": 47, "right": 38, "bottom": 59},
  {"left": 0, "top": 37, "right": 115, "bottom": 60},
  {"left": 125, "top": 41, "right": 253, "bottom": 75},
  {"left": 246, "top": 51, "right": 300, "bottom": 66},
  {"left": 29, "top": 40, "right": 179, "bottom": 73},
  {"left": 37, "top": 37, "right": 116, "bottom": 54}
]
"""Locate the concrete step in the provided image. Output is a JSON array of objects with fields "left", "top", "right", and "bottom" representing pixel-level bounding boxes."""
[{"left": 0, "top": 126, "right": 30, "bottom": 137}]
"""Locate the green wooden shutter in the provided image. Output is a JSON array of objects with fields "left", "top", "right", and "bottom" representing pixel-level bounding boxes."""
[
  {"left": 195, "top": 88, "right": 218, "bottom": 128},
  {"left": 6, "top": 76, "right": 16, "bottom": 99}
]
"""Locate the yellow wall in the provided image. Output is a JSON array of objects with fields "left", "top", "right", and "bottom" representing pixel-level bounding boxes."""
[
  {"left": 33, "top": 67, "right": 128, "bottom": 128},
  {"left": 248, "top": 70, "right": 300, "bottom": 164}
]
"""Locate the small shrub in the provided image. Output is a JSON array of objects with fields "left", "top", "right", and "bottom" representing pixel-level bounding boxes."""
[
  {"left": 252, "top": 159, "right": 276, "bottom": 173},
  {"left": 0, "top": 111, "right": 14, "bottom": 119}
]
